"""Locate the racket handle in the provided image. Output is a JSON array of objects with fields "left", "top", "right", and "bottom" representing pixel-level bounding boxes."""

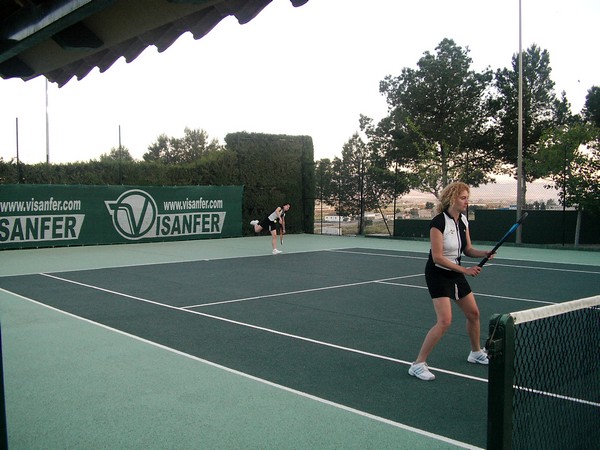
[{"left": 478, "top": 249, "right": 497, "bottom": 267}]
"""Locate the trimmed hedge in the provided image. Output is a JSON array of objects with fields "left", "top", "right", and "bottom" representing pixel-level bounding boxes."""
[{"left": 1, "top": 132, "right": 315, "bottom": 235}]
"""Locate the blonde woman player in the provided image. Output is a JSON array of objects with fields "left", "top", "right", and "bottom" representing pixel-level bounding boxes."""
[
  {"left": 409, "top": 182, "right": 495, "bottom": 381},
  {"left": 250, "top": 203, "right": 290, "bottom": 255}
]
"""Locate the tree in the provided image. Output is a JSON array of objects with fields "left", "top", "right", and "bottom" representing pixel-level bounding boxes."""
[
  {"left": 143, "top": 128, "right": 221, "bottom": 164},
  {"left": 144, "top": 133, "right": 175, "bottom": 163},
  {"left": 359, "top": 115, "right": 418, "bottom": 193},
  {"left": 322, "top": 131, "right": 410, "bottom": 235},
  {"left": 377, "top": 38, "right": 496, "bottom": 197},
  {"left": 99, "top": 146, "right": 134, "bottom": 162},
  {"left": 536, "top": 123, "right": 600, "bottom": 245},
  {"left": 180, "top": 128, "right": 221, "bottom": 161},
  {"left": 314, "top": 158, "right": 334, "bottom": 203},
  {"left": 359, "top": 115, "right": 411, "bottom": 233},
  {"left": 490, "top": 44, "right": 566, "bottom": 204},
  {"left": 582, "top": 86, "right": 600, "bottom": 127},
  {"left": 330, "top": 134, "right": 369, "bottom": 234}
]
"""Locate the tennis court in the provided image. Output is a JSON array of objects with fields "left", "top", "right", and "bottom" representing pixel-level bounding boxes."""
[{"left": 1, "top": 234, "right": 598, "bottom": 449}]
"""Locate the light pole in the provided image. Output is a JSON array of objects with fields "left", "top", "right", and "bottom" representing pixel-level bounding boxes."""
[
  {"left": 118, "top": 125, "right": 123, "bottom": 184},
  {"left": 45, "top": 78, "right": 50, "bottom": 164},
  {"left": 516, "top": 0, "right": 524, "bottom": 243},
  {"left": 15, "top": 118, "right": 20, "bottom": 183}
]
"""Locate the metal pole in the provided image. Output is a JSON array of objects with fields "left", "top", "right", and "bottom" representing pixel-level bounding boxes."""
[
  {"left": 45, "top": 78, "right": 50, "bottom": 164},
  {"left": 516, "top": 0, "right": 524, "bottom": 243},
  {"left": 15, "top": 117, "right": 20, "bottom": 183},
  {"left": 118, "top": 125, "right": 122, "bottom": 184},
  {"left": 393, "top": 164, "right": 397, "bottom": 237},
  {"left": 562, "top": 145, "right": 567, "bottom": 246},
  {"left": 320, "top": 170, "right": 323, "bottom": 234}
]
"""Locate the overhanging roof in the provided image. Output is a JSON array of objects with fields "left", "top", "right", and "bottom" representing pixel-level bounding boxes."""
[{"left": 0, "top": 0, "right": 308, "bottom": 87}]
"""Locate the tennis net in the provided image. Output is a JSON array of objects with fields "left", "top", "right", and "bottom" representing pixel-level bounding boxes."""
[{"left": 486, "top": 295, "right": 600, "bottom": 450}]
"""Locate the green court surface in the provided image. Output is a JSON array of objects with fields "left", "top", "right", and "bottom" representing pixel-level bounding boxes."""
[{"left": 0, "top": 234, "right": 598, "bottom": 449}]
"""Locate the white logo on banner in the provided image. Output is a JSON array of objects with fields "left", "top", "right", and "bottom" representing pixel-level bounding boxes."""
[{"left": 105, "top": 189, "right": 225, "bottom": 240}]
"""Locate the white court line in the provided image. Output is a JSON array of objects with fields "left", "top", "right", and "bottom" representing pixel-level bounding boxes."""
[
  {"left": 188, "top": 273, "right": 425, "bottom": 308},
  {"left": 39, "top": 273, "right": 486, "bottom": 384},
  {"left": 6, "top": 247, "right": 347, "bottom": 277},
  {"left": 377, "top": 281, "right": 557, "bottom": 306},
  {"left": 475, "top": 292, "right": 555, "bottom": 305},
  {"left": 484, "top": 262, "right": 600, "bottom": 274},
  {"left": 0, "top": 287, "right": 481, "bottom": 450},
  {"left": 514, "top": 384, "right": 600, "bottom": 408},
  {"left": 377, "top": 281, "right": 428, "bottom": 290},
  {"left": 330, "top": 249, "right": 600, "bottom": 275},
  {"left": 329, "top": 249, "right": 428, "bottom": 260},
  {"left": 40, "top": 274, "right": 600, "bottom": 430}
]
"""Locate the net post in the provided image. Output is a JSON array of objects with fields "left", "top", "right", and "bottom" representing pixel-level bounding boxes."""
[{"left": 486, "top": 313, "right": 515, "bottom": 450}]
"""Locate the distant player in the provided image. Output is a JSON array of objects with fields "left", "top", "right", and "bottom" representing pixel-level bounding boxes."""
[{"left": 250, "top": 203, "right": 290, "bottom": 255}]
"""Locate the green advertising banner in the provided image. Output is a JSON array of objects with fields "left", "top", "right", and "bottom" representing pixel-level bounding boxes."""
[{"left": 0, "top": 185, "right": 243, "bottom": 250}]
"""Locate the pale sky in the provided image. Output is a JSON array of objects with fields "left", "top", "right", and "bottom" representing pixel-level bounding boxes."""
[{"left": 1, "top": 0, "right": 598, "bottom": 165}]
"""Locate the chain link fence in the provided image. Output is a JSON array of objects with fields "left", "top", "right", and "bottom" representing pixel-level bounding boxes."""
[{"left": 314, "top": 177, "right": 580, "bottom": 244}]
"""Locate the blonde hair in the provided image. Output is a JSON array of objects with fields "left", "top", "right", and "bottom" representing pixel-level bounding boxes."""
[{"left": 436, "top": 182, "right": 470, "bottom": 214}]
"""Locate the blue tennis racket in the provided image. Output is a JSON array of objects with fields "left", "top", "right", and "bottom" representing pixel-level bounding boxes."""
[{"left": 478, "top": 212, "right": 529, "bottom": 267}]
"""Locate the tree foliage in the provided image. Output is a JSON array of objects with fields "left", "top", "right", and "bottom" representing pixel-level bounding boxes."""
[
  {"left": 489, "top": 44, "right": 573, "bottom": 207},
  {"left": 99, "top": 146, "right": 134, "bottom": 162},
  {"left": 331, "top": 134, "right": 368, "bottom": 221},
  {"left": 582, "top": 85, "right": 600, "bottom": 127},
  {"left": 376, "top": 38, "right": 496, "bottom": 197},
  {"left": 143, "top": 127, "right": 222, "bottom": 164},
  {"left": 316, "top": 131, "right": 409, "bottom": 235},
  {"left": 537, "top": 123, "right": 600, "bottom": 214}
]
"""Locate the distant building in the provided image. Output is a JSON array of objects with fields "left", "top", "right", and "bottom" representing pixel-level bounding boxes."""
[
  {"left": 324, "top": 215, "right": 349, "bottom": 222},
  {"left": 418, "top": 209, "right": 435, "bottom": 219}
]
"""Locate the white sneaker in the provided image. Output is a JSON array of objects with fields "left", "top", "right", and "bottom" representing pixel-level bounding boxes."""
[
  {"left": 272, "top": 249, "right": 282, "bottom": 255},
  {"left": 250, "top": 220, "right": 259, "bottom": 226},
  {"left": 408, "top": 362, "right": 435, "bottom": 381},
  {"left": 467, "top": 349, "right": 489, "bottom": 365}
]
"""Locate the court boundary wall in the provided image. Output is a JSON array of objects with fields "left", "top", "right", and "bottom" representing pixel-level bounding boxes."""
[{"left": 393, "top": 209, "right": 600, "bottom": 245}]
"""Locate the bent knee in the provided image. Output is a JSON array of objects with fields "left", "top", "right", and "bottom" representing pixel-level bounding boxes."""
[{"left": 436, "top": 318, "right": 452, "bottom": 331}]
